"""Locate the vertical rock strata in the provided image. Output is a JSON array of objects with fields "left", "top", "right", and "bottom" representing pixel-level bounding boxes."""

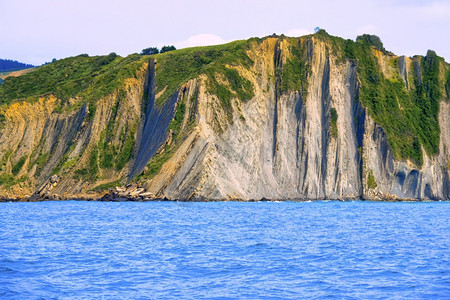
[
  {"left": 153, "top": 38, "right": 449, "bottom": 200},
  {"left": 0, "top": 36, "right": 448, "bottom": 200}
]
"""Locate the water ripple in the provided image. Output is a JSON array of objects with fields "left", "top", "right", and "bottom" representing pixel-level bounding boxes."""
[{"left": 0, "top": 201, "right": 449, "bottom": 299}]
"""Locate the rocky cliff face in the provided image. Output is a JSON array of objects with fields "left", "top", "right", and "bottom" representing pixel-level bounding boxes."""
[{"left": 0, "top": 33, "right": 448, "bottom": 200}]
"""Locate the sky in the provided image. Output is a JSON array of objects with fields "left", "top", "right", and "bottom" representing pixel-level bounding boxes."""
[{"left": 1, "top": 0, "right": 449, "bottom": 65}]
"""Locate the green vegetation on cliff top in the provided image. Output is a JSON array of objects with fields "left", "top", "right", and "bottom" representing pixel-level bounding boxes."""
[
  {"left": 0, "top": 53, "right": 146, "bottom": 107},
  {"left": 343, "top": 36, "right": 446, "bottom": 165},
  {"left": 152, "top": 39, "right": 256, "bottom": 107},
  {"left": 316, "top": 30, "right": 448, "bottom": 165}
]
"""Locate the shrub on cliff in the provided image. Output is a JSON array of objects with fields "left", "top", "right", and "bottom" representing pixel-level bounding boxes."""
[
  {"left": 160, "top": 46, "right": 176, "bottom": 53},
  {"left": 141, "top": 47, "right": 159, "bottom": 55},
  {"left": 356, "top": 34, "right": 385, "bottom": 52}
]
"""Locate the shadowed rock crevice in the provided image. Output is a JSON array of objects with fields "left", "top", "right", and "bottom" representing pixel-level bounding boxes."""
[
  {"left": 130, "top": 60, "right": 179, "bottom": 179},
  {"left": 349, "top": 64, "right": 364, "bottom": 196},
  {"left": 272, "top": 41, "right": 282, "bottom": 159},
  {"left": 443, "top": 170, "right": 449, "bottom": 199},
  {"left": 320, "top": 56, "right": 331, "bottom": 194}
]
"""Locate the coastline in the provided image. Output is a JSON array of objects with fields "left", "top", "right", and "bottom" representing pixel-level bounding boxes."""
[{"left": 0, "top": 194, "right": 444, "bottom": 203}]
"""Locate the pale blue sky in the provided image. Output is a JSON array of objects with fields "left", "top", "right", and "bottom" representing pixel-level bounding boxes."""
[{"left": 1, "top": 0, "right": 449, "bottom": 65}]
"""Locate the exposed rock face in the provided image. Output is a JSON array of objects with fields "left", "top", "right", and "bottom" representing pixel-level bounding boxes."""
[
  {"left": 0, "top": 35, "right": 448, "bottom": 201},
  {"left": 398, "top": 56, "right": 408, "bottom": 87},
  {"left": 0, "top": 63, "right": 148, "bottom": 198},
  {"left": 180, "top": 41, "right": 363, "bottom": 200},
  {"left": 150, "top": 39, "right": 449, "bottom": 200},
  {"left": 362, "top": 103, "right": 449, "bottom": 200},
  {"left": 130, "top": 60, "right": 179, "bottom": 179}
]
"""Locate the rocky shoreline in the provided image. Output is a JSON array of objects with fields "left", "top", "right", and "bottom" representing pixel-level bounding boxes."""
[
  {"left": 1, "top": 176, "right": 445, "bottom": 203},
  {"left": 0, "top": 194, "right": 441, "bottom": 203}
]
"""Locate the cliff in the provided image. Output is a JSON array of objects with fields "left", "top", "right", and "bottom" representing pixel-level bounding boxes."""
[{"left": 0, "top": 32, "right": 448, "bottom": 201}]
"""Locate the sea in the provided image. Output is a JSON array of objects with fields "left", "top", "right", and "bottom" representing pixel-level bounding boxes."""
[{"left": 0, "top": 200, "right": 449, "bottom": 299}]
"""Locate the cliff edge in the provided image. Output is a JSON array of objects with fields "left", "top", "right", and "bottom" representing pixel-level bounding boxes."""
[{"left": 0, "top": 32, "right": 448, "bottom": 200}]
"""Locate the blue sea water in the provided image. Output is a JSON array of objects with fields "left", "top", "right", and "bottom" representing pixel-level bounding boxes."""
[{"left": 0, "top": 201, "right": 449, "bottom": 299}]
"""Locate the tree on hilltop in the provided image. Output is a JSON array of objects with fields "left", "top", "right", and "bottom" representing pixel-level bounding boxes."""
[
  {"left": 141, "top": 47, "right": 159, "bottom": 55},
  {"left": 160, "top": 45, "right": 176, "bottom": 53}
]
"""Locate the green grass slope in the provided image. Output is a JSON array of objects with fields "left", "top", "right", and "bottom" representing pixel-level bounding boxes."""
[
  {"left": 0, "top": 53, "right": 146, "bottom": 108},
  {"left": 152, "top": 39, "right": 256, "bottom": 109}
]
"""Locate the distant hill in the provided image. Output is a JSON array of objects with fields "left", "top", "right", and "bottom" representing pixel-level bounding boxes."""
[
  {"left": 0, "top": 59, "right": 34, "bottom": 72},
  {"left": 0, "top": 68, "right": 34, "bottom": 82}
]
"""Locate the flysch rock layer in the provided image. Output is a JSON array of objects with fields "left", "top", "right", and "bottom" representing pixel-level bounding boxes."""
[{"left": 0, "top": 37, "right": 448, "bottom": 201}]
